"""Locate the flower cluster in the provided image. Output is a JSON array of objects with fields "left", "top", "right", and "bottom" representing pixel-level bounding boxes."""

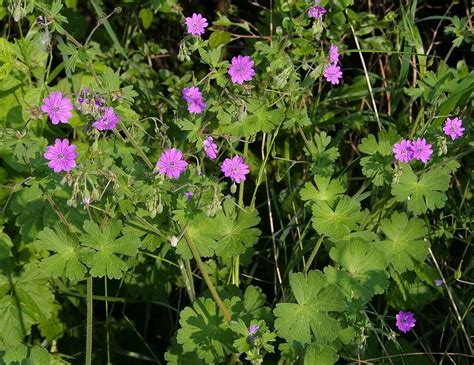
[
  {"left": 393, "top": 138, "right": 433, "bottom": 164},
  {"left": 182, "top": 86, "right": 205, "bottom": 114},
  {"left": 41, "top": 88, "right": 122, "bottom": 173},
  {"left": 393, "top": 117, "right": 464, "bottom": 164},
  {"left": 324, "top": 44, "right": 343, "bottom": 85},
  {"left": 156, "top": 144, "right": 249, "bottom": 184}
]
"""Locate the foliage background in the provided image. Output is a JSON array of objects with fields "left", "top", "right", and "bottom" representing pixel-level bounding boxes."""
[{"left": 0, "top": 0, "right": 472, "bottom": 364}]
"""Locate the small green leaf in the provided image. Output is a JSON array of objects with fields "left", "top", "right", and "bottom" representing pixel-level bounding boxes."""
[
  {"left": 80, "top": 220, "right": 141, "bottom": 279},
  {"left": 300, "top": 175, "right": 345, "bottom": 204},
  {"left": 379, "top": 212, "right": 429, "bottom": 273},
  {"left": 306, "top": 132, "right": 340, "bottom": 177},
  {"left": 214, "top": 201, "right": 261, "bottom": 258},
  {"left": 139, "top": 8, "right": 154, "bottom": 29},
  {"left": 36, "top": 225, "right": 87, "bottom": 281},
  {"left": 209, "top": 31, "right": 232, "bottom": 48},
  {"left": 391, "top": 163, "right": 458, "bottom": 214},
  {"left": 176, "top": 297, "right": 235, "bottom": 363},
  {"left": 274, "top": 271, "right": 346, "bottom": 346},
  {"left": 359, "top": 130, "right": 400, "bottom": 186},
  {"left": 326, "top": 240, "right": 389, "bottom": 301},
  {"left": 311, "top": 196, "right": 362, "bottom": 241}
]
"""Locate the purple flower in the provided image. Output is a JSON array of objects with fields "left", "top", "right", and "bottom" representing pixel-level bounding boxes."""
[
  {"left": 203, "top": 136, "right": 218, "bottom": 160},
  {"left": 308, "top": 1, "right": 327, "bottom": 19},
  {"left": 41, "top": 91, "right": 73, "bottom": 125},
  {"left": 182, "top": 86, "right": 205, "bottom": 114},
  {"left": 395, "top": 311, "right": 416, "bottom": 333},
  {"left": 185, "top": 13, "right": 208, "bottom": 36},
  {"left": 228, "top": 55, "right": 255, "bottom": 85},
  {"left": 44, "top": 138, "right": 77, "bottom": 173},
  {"left": 185, "top": 192, "right": 193, "bottom": 200},
  {"left": 324, "top": 64, "right": 343, "bottom": 85},
  {"left": 393, "top": 139, "right": 414, "bottom": 163},
  {"left": 435, "top": 279, "right": 444, "bottom": 287},
  {"left": 329, "top": 44, "right": 339, "bottom": 64},
  {"left": 411, "top": 138, "right": 433, "bottom": 163},
  {"left": 156, "top": 148, "right": 188, "bottom": 179},
  {"left": 92, "top": 107, "right": 120, "bottom": 131},
  {"left": 443, "top": 117, "right": 464, "bottom": 140},
  {"left": 248, "top": 324, "right": 259, "bottom": 335},
  {"left": 37, "top": 16, "right": 45, "bottom": 25},
  {"left": 221, "top": 156, "right": 249, "bottom": 184}
]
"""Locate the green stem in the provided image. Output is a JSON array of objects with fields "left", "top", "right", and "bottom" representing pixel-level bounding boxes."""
[
  {"left": 116, "top": 125, "right": 154, "bottom": 170},
  {"left": 303, "top": 236, "right": 324, "bottom": 274},
  {"left": 85, "top": 275, "right": 93, "bottom": 365},
  {"left": 234, "top": 139, "right": 249, "bottom": 287},
  {"left": 232, "top": 256, "right": 240, "bottom": 286},
  {"left": 105, "top": 277, "right": 111, "bottom": 365},
  {"left": 179, "top": 258, "right": 196, "bottom": 301},
  {"left": 250, "top": 126, "right": 281, "bottom": 209},
  {"left": 183, "top": 230, "right": 232, "bottom": 322}
]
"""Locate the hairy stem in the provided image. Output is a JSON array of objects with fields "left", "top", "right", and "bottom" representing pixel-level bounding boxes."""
[
  {"left": 85, "top": 275, "right": 93, "bottom": 365},
  {"left": 303, "top": 235, "right": 324, "bottom": 274},
  {"left": 184, "top": 230, "right": 232, "bottom": 322}
]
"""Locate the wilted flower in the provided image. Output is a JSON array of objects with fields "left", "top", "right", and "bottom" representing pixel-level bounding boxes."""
[
  {"left": 203, "top": 136, "right": 218, "bottom": 160},
  {"left": 184, "top": 13, "right": 208, "bottom": 36},
  {"left": 393, "top": 139, "right": 414, "bottom": 163},
  {"left": 411, "top": 138, "right": 433, "bottom": 163},
  {"left": 221, "top": 156, "right": 249, "bottom": 184},
  {"left": 228, "top": 56, "right": 255, "bottom": 85},
  {"left": 182, "top": 86, "right": 205, "bottom": 114},
  {"left": 443, "top": 117, "right": 464, "bottom": 140},
  {"left": 329, "top": 44, "right": 339, "bottom": 64},
  {"left": 92, "top": 107, "right": 120, "bottom": 131},
  {"left": 156, "top": 148, "right": 188, "bottom": 179},
  {"left": 44, "top": 139, "right": 77, "bottom": 173},
  {"left": 324, "top": 64, "right": 343, "bottom": 85},
  {"left": 395, "top": 311, "right": 416, "bottom": 333},
  {"left": 41, "top": 91, "right": 73, "bottom": 124}
]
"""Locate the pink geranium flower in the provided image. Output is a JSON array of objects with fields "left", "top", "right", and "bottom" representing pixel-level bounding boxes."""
[
  {"left": 411, "top": 138, "right": 433, "bottom": 163},
  {"left": 203, "top": 136, "right": 218, "bottom": 160},
  {"left": 221, "top": 155, "right": 249, "bottom": 184},
  {"left": 228, "top": 56, "right": 255, "bottom": 85},
  {"left": 443, "top": 117, "right": 464, "bottom": 140},
  {"left": 393, "top": 139, "right": 414, "bottom": 163},
  {"left": 44, "top": 138, "right": 77, "bottom": 173},
  {"left": 324, "top": 64, "right": 343, "bottom": 85},
  {"left": 156, "top": 148, "right": 188, "bottom": 179},
  {"left": 396, "top": 311, "right": 416, "bottom": 333},
  {"left": 185, "top": 13, "right": 208, "bottom": 36},
  {"left": 182, "top": 86, "right": 205, "bottom": 114},
  {"left": 308, "top": 0, "right": 326, "bottom": 19},
  {"left": 41, "top": 91, "right": 73, "bottom": 124},
  {"left": 92, "top": 107, "right": 120, "bottom": 131}
]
